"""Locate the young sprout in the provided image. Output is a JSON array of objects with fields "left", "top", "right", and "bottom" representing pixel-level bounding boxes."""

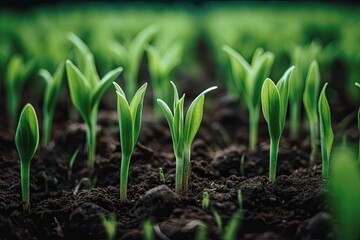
[
  {"left": 39, "top": 63, "right": 64, "bottom": 148},
  {"left": 239, "top": 154, "right": 245, "bottom": 176},
  {"left": 202, "top": 192, "right": 209, "bottom": 210},
  {"left": 195, "top": 223, "right": 207, "bottom": 240},
  {"left": 68, "top": 148, "right": 80, "bottom": 180},
  {"left": 66, "top": 60, "right": 122, "bottom": 169},
  {"left": 261, "top": 66, "right": 294, "bottom": 182},
  {"left": 330, "top": 146, "right": 360, "bottom": 240},
  {"left": 5, "top": 55, "right": 36, "bottom": 128},
  {"left": 159, "top": 167, "right": 165, "bottom": 184},
  {"left": 113, "top": 82, "right": 147, "bottom": 201},
  {"left": 146, "top": 42, "right": 183, "bottom": 119},
  {"left": 111, "top": 25, "right": 158, "bottom": 97},
  {"left": 142, "top": 219, "right": 154, "bottom": 240},
  {"left": 303, "top": 61, "right": 320, "bottom": 165},
  {"left": 212, "top": 210, "right": 223, "bottom": 232},
  {"left": 289, "top": 42, "right": 321, "bottom": 139},
  {"left": 15, "top": 104, "right": 39, "bottom": 211},
  {"left": 157, "top": 81, "right": 217, "bottom": 196},
  {"left": 318, "top": 83, "right": 333, "bottom": 178},
  {"left": 99, "top": 213, "right": 117, "bottom": 240},
  {"left": 356, "top": 82, "right": 360, "bottom": 164},
  {"left": 223, "top": 45, "right": 274, "bottom": 151}
]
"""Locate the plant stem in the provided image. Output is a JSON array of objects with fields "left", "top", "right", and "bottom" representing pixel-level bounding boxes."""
[
  {"left": 8, "top": 90, "right": 19, "bottom": 129},
  {"left": 309, "top": 120, "right": 317, "bottom": 166},
  {"left": 249, "top": 107, "right": 259, "bottom": 152},
  {"left": 21, "top": 161, "right": 30, "bottom": 212},
  {"left": 290, "top": 102, "right": 299, "bottom": 139},
  {"left": 120, "top": 154, "right": 131, "bottom": 201},
  {"left": 175, "top": 152, "right": 184, "bottom": 195},
  {"left": 42, "top": 111, "right": 53, "bottom": 148},
  {"left": 86, "top": 116, "right": 97, "bottom": 169},
  {"left": 126, "top": 71, "right": 136, "bottom": 99},
  {"left": 269, "top": 138, "right": 280, "bottom": 182},
  {"left": 182, "top": 146, "right": 191, "bottom": 196}
]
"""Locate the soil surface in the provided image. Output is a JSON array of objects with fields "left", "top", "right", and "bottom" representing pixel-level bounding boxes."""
[{"left": 2, "top": 86, "right": 355, "bottom": 240}]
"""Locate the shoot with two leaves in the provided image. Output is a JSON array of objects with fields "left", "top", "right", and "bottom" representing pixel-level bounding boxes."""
[
  {"left": 114, "top": 82, "right": 147, "bottom": 201},
  {"left": 157, "top": 81, "right": 217, "bottom": 196},
  {"left": 100, "top": 213, "right": 117, "bottom": 240},
  {"left": 223, "top": 45, "right": 274, "bottom": 151},
  {"left": 15, "top": 104, "right": 40, "bottom": 211},
  {"left": 261, "top": 66, "right": 294, "bottom": 182}
]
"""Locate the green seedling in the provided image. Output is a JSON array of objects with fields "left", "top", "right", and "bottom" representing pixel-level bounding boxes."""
[
  {"left": 223, "top": 45, "right": 274, "bottom": 151},
  {"left": 99, "top": 213, "right": 117, "bottom": 240},
  {"left": 261, "top": 66, "right": 294, "bottom": 182},
  {"left": 239, "top": 154, "right": 245, "bottom": 176},
  {"left": 66, "top": 60, "right": 122, "bottom": 169},
  {"left": 111, "top": 25, "right": 158, "bottom": 97},
  {"left": 39, "top": 171, "right": 49, "bottom": 194},
  {"left": 330, "top": 146, "right": 360, "bottom": 240},
  {"left": 5, "top": 55, "right": 36, "bottom": 128},
  {"left": 356, "top": 82, "right": 360, "bottom": 164},
  {"left": 159, "top": 167, "right": 165, "bottom": 184},
  {"left": 143, "top": 219, "right": 154, "bottom": 240},
  {"left": 289, "top": 42, "right": 321, "bottom": 139},
  {"left": 114, "top": 82, "right": 147, "bottom": 201},
  {"left": 157, "top": 81, "right": 217, "bottom": 196},
  {"left": 212, "top": 210, "right": 223, "bottom": 232},
  {"left": 15, "top": 104, "right": 39, "bottom": 211},
  {"left": 68, "top": 148, "right": 80, "bottom": 180},
  {"left": 303, "top": 61, "right": 320, "bottom": 165},
  {"left": 146, "top": 42, "right": 183, "bottom": 119},
  {"left": 39, "top": 63, "right": 64, "bottom": 148},
  {"left": 318, "top": 83, "right": 333, "bottom": 178},
  {"left": 195, "top": 223, "right": 207, "bottom": 240},
  {"left": 202, "top": 192, "right": 209, "bottom": 210}
]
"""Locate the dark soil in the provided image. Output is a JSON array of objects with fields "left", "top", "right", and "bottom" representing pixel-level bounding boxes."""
[{"left": 1, "top": 85, "right": 350, "bottom": 240}]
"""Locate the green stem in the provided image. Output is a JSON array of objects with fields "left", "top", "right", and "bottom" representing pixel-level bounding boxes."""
[
  {"left": 8, "top": 90, "right": 19, "bottom": 129},
  {"left": 42, "top": 111, "right": 53, "bottom": 148},
  {"left": 86, "top": 116, "right": 97, "bottom": 169},
  {"left": 182, "top": 147, "right": 191, "bottom": 196},
  {"left": 269, "top": 138, "right": 280, "bottom": 182},
  {"left": 309, "top": 120, "right": 318, "bottom": 166},
  {"left": 126, "top": 71, "right": 136, "bottom": 99},
  {"left": 249, "top": 107, "right": 259, "bottom": 152},
  {"left": 21, "top": 161, "right": 30, "bottom": 211},
  {"left": 120, "top": 154, "right": 131, "bottom": 201},
  {"left": 358, "top": 138, "right": 360, "bottom": 165},
  {"left": 290, "top": 102, "right": 300, "bottom": 139},
  {"left": 175, "top": 152, "right": 184, "bottom": 195}
]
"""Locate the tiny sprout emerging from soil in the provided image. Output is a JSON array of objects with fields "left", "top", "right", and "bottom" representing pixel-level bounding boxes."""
[
  {"left": 99, "top": 213, "right": 117, "bottom": 240},
  {"left": 114, "top": 82, "right": 147, "bottom": 201},
  {"left": 68, "top": 148, "right": 80, "bottom": 180},
  {"left": 356, "top": 82, "right": 360, "bottom": 164},
  {"left": 239, "top": 154, "right": 245, "bottom": 177},
  {"left": 15, "top": 104, "right": 39, "bottom": 211},
  {"left": 195, "top": 223, "right": 207, "bottom": 240},
  {"left": 318, "top": 83, "right": 333, "bottom": 178},
  {"left": 159, "top": 167, "right": 165, "bottom": 184},
  {"left": 143, "top": 219, "right": 154, "bottom": 240},
  {"left": 39, "top": 63, "right": 64, "bottom": 148},
  {"left": 223, "top": 45, "right": 274, "bottom": 151},
  {"left": 303, "top": 61, "right": 320, "bottom": 166},
  {"left": 5, "top": 55, "right": 36, "bottom": 128},
  {"left": 66, "top": 59, "right": 122, "bottom": 169},
  {"left": 111, "top": 25, "right": 158, "bottom": 97},
  {"left": 202, "top": 192, "right": 209, "bottom": 210},
  {"left": 330, "top": 146, "right": 360, "bottom": 240},
  {"left": 261, "top": 66, "right": 294, "bottom": 182},
  {"left": 157, "top": 81, "right": 217, "bottom": 196},
  {"left": 146, "top": 42, "right": 183, "bottom": 119},
  {"left": 212, "top": 210, "right": 223, "bottom": 231}
]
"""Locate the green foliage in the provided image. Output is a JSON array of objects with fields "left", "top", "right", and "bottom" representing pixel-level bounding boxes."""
[
  {"left": 303, "top": 61, "right": 320, "bottom": 165},
  {"left": 66, "top": 58, "right": 122, "bottom": 168},
  {"left": 142, "top": 219, "right": 154, "bottom": 240},
  {"left": 114, "top": 82, "right": 147, "bottom": 201},
  {"left": 146, "top": 42, "right": 183, "bottom": 119},
  {"left": 39, "top": 63, "right": 64, "bottom": 148},
  {"left": 318, "top": 83, "right": 333, "bottom": 178},
  {"left": 111, "top": 25, "right": 158, "bottom": 97},
  {"left": 4, "top": 55, "right": 36, "bottom": 128},
  {"left": 99, "top": 213, "right": 117, "bottom": 240},
  {"left": 67, "top": 148, "right": 80, "bottom": 181},
  {"left": 15, "top": 104, "right": 39, "bottom": 211},
  {"left": 157, "top": 81, "right": 217, "bottom": 196},
  {"left": 261, "top": 67, "right": 294, "bottom": 182},
  {"left": 159, "top": 167, "right": 165, "bottom": 184},
  {"left": 223, "top": 45, "right": 274, "bottom": 151},
  {"left": 202, "top": 192, "right": 209, "bottom": 210},
  {"left": 356, "top": 82, "right": 360, "bottom": 164},
  {"left": 330, "top": 146, "right": 360, "bottom": 240},
  {"left": 195, "top": 223, "right": 207, "bottom": 240}
]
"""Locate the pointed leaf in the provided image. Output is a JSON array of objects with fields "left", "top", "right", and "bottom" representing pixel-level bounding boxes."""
[
  {"left": 15, "top": 104, "right": 39, "bottom": 164},
  {"left": 116, "top": 93, "right": 133, "bottom": 157},
  {"left": 261, "top": 79, "right": 280, "bottom": 140},
  {"left": 174, "top": 95, "right": 185, "bottom": 151},
  {"left": 129, "top": 83, "right": 147, "bottom": 146},
  {"left": 42, "top": 63, "right": 64, "bottom": 114},
  {"left": 276, "top": 66, "right": 294, "bottom": 132},
  {"left": 170, "top": 81, "right": 179, "bottom": 111},
  {"left": 303, "top": 61, "right": 320, "bottom": 122},
  {"left": 157, "top": 99, "right": 175, "bottom": 142},
  {"left": 113, "top": 82, "right": 125, "bottom": 97},
  {"left": 251, "top": 47, "right": 264, "bottom": 66}
]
